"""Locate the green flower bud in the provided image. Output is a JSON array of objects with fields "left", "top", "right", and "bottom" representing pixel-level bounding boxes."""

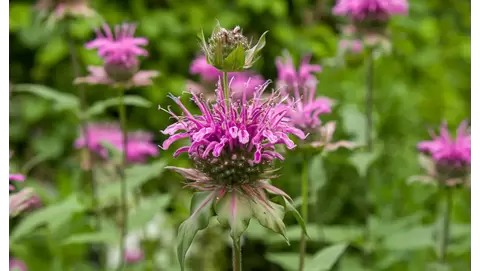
[{"left": 198, "top": 21, "right": 268, "bottom": 72}]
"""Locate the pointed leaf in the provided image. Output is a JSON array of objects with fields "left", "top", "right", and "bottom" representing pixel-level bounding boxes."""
[
  {"left": 305, "top": 243, "right": 349, "bottom": 271},
  {"left": 245, "top": 31, "right": 268, "bottom": 66},
  {"left": 224, "top": 45, "right": 245, "bottom": 72},
  {"left": 277, "top": 196, "right": 309, "bottom": 238},
  {"left": 128, "top": 194, "right": 171, "bottom": 231},
  {"left": 251, "top": 199, "right": 288, "bottom": 244},
  {"left": 266, "top": 252, "right": 312, "bottom": 271},
  {"left": 86, "top": 96, "right": 152, "bottom": 118},
  {"left": 13, "top": 84, "right": 80, "bottom": 112},
  {"left": 215, "top": 190, "right": 253, "bottom": 241},
  {"left": 10, "top": 194, "right": 85, "bottom": 242},
  {"left": 177, "top": 191, "right": 216, "bottom": 271}
]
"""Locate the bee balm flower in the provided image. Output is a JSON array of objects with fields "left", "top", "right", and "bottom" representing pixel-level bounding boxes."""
[
  {"left": 161, "top": 79, "right": 307, "bottom": 270},
  {"left": 75, "top": 23, "right": 159, "bottom": 88},
  {"left": 416, "top": 121, "right": 470, "bottom": 185}
]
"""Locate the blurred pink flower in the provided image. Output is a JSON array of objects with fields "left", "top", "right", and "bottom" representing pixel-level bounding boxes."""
[
  {"left": 276, "top": 52, "right": 322, "bottom": 90},
  {"left": 418, "top": 121, "right": 471, "bottom": 168},
  {"left": 188, "top": 55, "right": 265, "bottom": 99},
  {"left": 9, "top": 258, "right": 27, "bottom": 271},
  {"left": 35, "top": 0, "right": 95, "bottom": 20},
  {"left": 74, "top": 123, "right": 158, "bottom": 163},
  {"left": 76, "top": 23, "right": 159, "bottom": 87},
  {"left": 125, "top": 247, "right": 144, "bottom": 263},
  {"left": 339, "top": 39, "right": 364, "bottom": 54},
  {"left": 190, "top": 55, "right": 222, "bottom": 82},
  {"left": 333, "top": 0, "right": 408, "bottom": 20}
]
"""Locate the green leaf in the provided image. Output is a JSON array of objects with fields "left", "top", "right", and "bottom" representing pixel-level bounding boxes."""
[
  {"left": 340, "top": 105, "right": 369, "bottom": 145},
  {"left": 10, "top": 195, "right": 86, "bottom": 242},
  {"left": 224, "top": 45, "right": 246, "bottom": 72},
  {"left": 348, "top": 151, "right": 379, "bottom": 177},
  {"left": 309, "top": 154, "right": 327, "bottom": 194},
  {"left": 62, "top": 231, "right": 118, "bottom": 245},
  {"left": 99, "top": 141, "right": 123, "bottom": 165},
  {"left": 97, "top": 160, "right": 167, "bottom": 207},
  {"left": 382, "top": 225, "right": 433, "bottom": 251},
  {"left": 305, "top": 243, "right": 349, "bottom": 271},
  {"left": 266, "top": 252, "right": 312, "bottom": 271},
  {"left": 251, "top": 199, "right": 288, "bottom": 244},
  {"left": 245, "top": 31, "right": 268, "bottom": 66},
  {"left": 37, "top": 36, "right": 68, "bottom": 66},
  {"left": 128, "top": 194, "right": 171, "bottom": 231},
  {"left": 277, "top": 196, "right": 308, "bottom": 238},
  {"left": 177, "top": 191, "right": 216, "bottom": 271},
  {"left": 215, "top": 190, "right": 253, "bottom": 241},
  {"left": 13, "top": 84, "right": 80, "bottom": 112},
  {"left": 85, "top": 96, "right": 152, "bottom": 118}
]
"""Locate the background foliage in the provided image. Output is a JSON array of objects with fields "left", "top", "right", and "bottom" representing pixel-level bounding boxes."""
[{"left": 9, "top": 0, "right": 471, "bottom": 270}]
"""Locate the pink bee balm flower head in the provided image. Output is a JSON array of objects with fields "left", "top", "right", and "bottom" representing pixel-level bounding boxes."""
[
  {"left": 276, "top": 52, "right": 322, "bottom": 90},
  {"left": 280, "top": 82, "right": 332, "bottom": 132},
  {"left": 74, "top": 123, "right": 158, "bottom": 163},
  {"left": 161, "top": 79, "right": 308, "bottom": 267},
  {"left": 35, "top": 0, "right": 95, "bottom": 22},
  {"left": 417, "top": 121, "right": 470, "bottom": 170},
  {"left": 76, "top": 23, "right": 159, "bottom": 87},
  {"left": 9, "top": 258, "right": 27, "bottom": 271},
  {"left": 333, "top": 0, "right": 408, "bottom": 21}
]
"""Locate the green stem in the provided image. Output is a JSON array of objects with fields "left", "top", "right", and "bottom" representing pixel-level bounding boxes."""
[
  {"left": 439, "top": 187, "right": 453, "bottom": 263},
  {"left": 363, "top": 48, "right": 374, "bottom": 268},
  {"left": 223, "top": 71, "right": 230, "bottom": 112},
  {"left": 117, "top": 89, "right": 128, "bottom": 271},
  {"left": 66, "top": 20, "right": 103, "bottom": 269},
  {"left": 298, "top": 158, "right": 309, "bottom": 271},
  {"left": 232, "top": 237, "right": 242, "bottom": 271}
]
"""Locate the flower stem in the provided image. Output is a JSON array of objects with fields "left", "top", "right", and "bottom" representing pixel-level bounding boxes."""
[
  {"left": 298, "top": 157, "right": 309, "bottom": 271},
  {"left": 66, "top": 20, "right": 102, "bottom": 268},
  {"left": 117, "top": 89, "right": 129, "bottom": 271},
  {"left": 363, "top": 48, "right": 374, "bottom": 268},
  {"left": 439, "top": 186, "right": 453, "bottom": 263},
  {"left": 223, "top": 71, "right": 230, "bottom": 112},
  {"left": 232, "top": 236, "right": 242, "bottom": 271}
]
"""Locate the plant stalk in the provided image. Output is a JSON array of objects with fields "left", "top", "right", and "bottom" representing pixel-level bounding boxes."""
[
  {"left": 117, "top": 89, "right": 129, "bottom": 271},
  {"left": 363, "top": 48, "right": 374, "bottom": 267},
  {"left": 439, "top": 187, "right": 453, "bottom": 263},
  {"left": 223, "top": 71, "right": 230, "bottom": 112},
  {"left": 66, "top": 20, "right": 103, "bottom": 268},
  {"left": 232, "top": 236, "right": 242, "bottom": 271},
  {"left": 298, "top": 157, "right": 309, "bottom": 271}
]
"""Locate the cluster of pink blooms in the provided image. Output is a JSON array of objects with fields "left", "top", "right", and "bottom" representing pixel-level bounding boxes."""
[
  {"left": 417, "top": 121, "right": 471, "bottom": 169},
  {"left": 188, "top": 55, "right": 265, "bottom": 99},
  {"left": 74, "top": 123, "right": 158, "bottom": 163},
  {"left": 75, "top": 23, "right": 158, "bottom": 87},
  {"left": 333, "top": 0, "right": 409, "bottom": 21},
  {"left": 35, "top": 0, "right": 95, "bottom": 21}
]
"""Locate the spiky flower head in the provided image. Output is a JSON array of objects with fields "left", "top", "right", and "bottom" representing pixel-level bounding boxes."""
[
  {"left": 198, "top": 22, "right": 268, "bottom": 72},
  {"left": 75, "top": 23, "right": 158, "bottom": 87},
  {"left": 415, "top": 121, "right": 470, "bottom": 186},
  {"left": 74, "top": 123, "right": 159, "bottom": 164},
  {"left": 161, "top": 79, "right": 307, "bottom": 270}
]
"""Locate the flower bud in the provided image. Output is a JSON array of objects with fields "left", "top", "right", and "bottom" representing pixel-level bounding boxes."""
[{"left": 198, "top": 22, "right": 268, "bottom": 72}]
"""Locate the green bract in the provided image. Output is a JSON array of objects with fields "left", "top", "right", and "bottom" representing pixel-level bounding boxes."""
[{"left": 198, "top": 22, "right": 268, "bottom": 72}]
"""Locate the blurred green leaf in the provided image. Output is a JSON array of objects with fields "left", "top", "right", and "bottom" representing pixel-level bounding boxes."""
[
  {"left": 97, "top": 160, "right": 167, "bottom": 207},
  {"left": 37, "top": 36, "right": 68, "bottom": 66},
  {"left": 9, "top": 4, "right": 32, "bottom": 31},
  {"left": 128, "top": 194, "right": 172, "bottom": 231},
  {"left": 348, "top": 151, "right": 379, "bottom": 177},
  {"left": 13, "top": 84, "right": 80, "bottom": 112},
  {"left": 62, "top": 231, "right": 118, "bottom": 245},
  {"left": 266, "top": 252, "right": 312, "bottom": 271},
  {"left": 305, "top": 243, "right": 349, "bottom": 271},
  {"left": 309, "top": 154, "right": 327, "bottom": 194},
  {"left": 86, "top": 95, "right": 152, "bottom": 118},
  {"left": 382, "top": 225, "right": 434, "bottom": 251},
  {"left": 11, "top": 194, "right": 86, "bottom": 242}
]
